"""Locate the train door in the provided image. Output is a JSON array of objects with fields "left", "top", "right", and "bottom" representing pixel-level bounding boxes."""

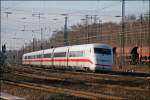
[
  {"left": 41, "top": 50, "right": 44, "bottom": 66},
  {"left": 66, "top": 48, "right": 70, "bottom": 68},
  {"left": 51, "top": 48, "right": 55, "bottom": 66}
]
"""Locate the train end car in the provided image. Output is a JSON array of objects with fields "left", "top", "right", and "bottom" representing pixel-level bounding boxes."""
[
  {"left": 68, "top": 44, "right": 113, "bottom": 71},
  {"left": 92, "top": 44, "right": 113, "bottom": 71}
]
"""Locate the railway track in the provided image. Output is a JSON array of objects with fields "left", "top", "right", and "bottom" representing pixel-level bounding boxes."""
[
  {"left": 3, "top": 80, "right": 126, "bottom": 100},
  {"left": 29, "top": 65, "right": 150, "bottom": 77},
  {"left": 3, "top": 65, "right": 150, "bottom": 90},
  {"left": 2, "top": 65, "right": 150, "bottom": 99},
  {"left": 4, "top": 71, "right": 149, "bottom": 91},
  {"left": 4, "top": 65, "right": 150, "bottom": 86},
  {"left": 6, "top": 64, "right": 150, "bottom": 78},
  {"left": 13, "top": 71, "right": 150, "bottom": 92}
]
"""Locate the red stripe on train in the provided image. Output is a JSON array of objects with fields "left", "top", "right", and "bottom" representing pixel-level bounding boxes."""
[
  {"left": 23, "top": 59, "right": 94, "bottom": 64},
  {"left": 23, "top": 59, "right": 112, "bottom": 67}
]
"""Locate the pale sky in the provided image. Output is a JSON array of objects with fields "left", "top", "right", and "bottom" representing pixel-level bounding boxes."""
[{"left": 1, "top": 0, "right": 149, "bottom": 50}]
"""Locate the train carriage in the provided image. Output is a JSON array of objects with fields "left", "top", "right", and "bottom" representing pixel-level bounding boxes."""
[
  {"left": 68, "top": 44, "right": 91, "bottom": 71},
  {"left": 42, "top": 49, "right": 53, "bottom": 66},
  {"left": 53, "top": 47, "right": 69, "bottom": 68}
]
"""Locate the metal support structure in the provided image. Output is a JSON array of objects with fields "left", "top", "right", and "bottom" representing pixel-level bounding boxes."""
[
  {"left": 85, "top": 15, "right": 89, "bottom": 43},
  {"left": 89, "top": 15, "right": 93, "bottom": 43},
  {"left": 32, "top": 12, "right": 44, "bottom": 25},
  {"left": 93, "top": 15, "right": 98, "bottom": 41},
  {"left": 148, "top": 5, "right": 150, "bottom": 72},
  {"left": 140, "top": 14, "right": 143, "bottom": 61},
  {"left": 32, "top": 12, "right": 44, "bottom": 46},
  {"left": 120, "top": 0, "right": 125, "bottom": 68},
  {"left": 0, "top": 28, "right": 1, "bottom": 51},
  {"left": 3, "top": 11, "right": 12, "bottom": 50},
  {"left": 32, "top": 37, "right": 35, "bottom": 51},
  {"left": 41, "top": 28, "right": 43, "bottom": 50},
  {"left": 64, "top": 15, "right": 68, "bottom": 46},
  {"left": 21, "top": 17, "right": 26, "bottom": 31},
  {"left": 99, "top": 20, "right": 102, "bottom": 41},
  {"left": 94, "top": 15, "right": 98, "bottom": 24},
  {"left": 61, "top": 14, "right": 68, "bottom": 46}
]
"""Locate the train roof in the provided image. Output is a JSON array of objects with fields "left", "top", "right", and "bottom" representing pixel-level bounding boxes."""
[
  {"left": 69, "top": 43, "right": 112, "bottom": 48},
  {"left": 23, "top": 43, "right": 112, "bottom": 56}
]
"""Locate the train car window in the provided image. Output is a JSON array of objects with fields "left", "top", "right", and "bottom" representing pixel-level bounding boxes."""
[
  {"left": 37, "top": 55, "right": 39, "bottom": 58},
  {"left": 30, "top": 56, "right": 32, "bottom": 59},
  {"left": 34, "top": 55, "right": 37, "bottom": 59},
  {"left": 28, "top": 56, "right": 31, "bottom": 59},
  {"left": 25, "top": 56, "right": 27, "bottom": 59},
  {"left": 94, "top": 48, "right": 111, "bottom": 55},
  {"left": 37, "top": 55, "right": 42, "bottom": 58},
  {"left": 69, "top": 51, "right": 84, "bottom": 57},
  {"left": 44, "top": 53, "right": 51, "bottom": 58},
  {"left": 32, "top": 56, "right": 35, "bottom": 59},
  {"left": 30, "top": 56, "right": 33, "bottom": 59},
  {"left": 53, "top": 52, "right": 66, "bottom": 57}
]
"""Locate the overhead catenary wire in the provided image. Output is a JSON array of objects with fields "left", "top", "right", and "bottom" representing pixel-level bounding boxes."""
[{"left": 1, "top": 1, "right": 149, "bottom": 50}]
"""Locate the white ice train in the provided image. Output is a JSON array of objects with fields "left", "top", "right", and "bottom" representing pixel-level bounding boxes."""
[{"left": 22, "top": 43, "right": 113, "bottom": 71}]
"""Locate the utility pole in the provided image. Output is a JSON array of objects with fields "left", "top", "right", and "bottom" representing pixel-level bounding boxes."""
[
  {"left": 21, "top": 17, "right": 26, "bottom": 31},
  {"left": 85, "top": 15, "right": 89, "bottom": 43},
  {"left": 140, "top": 14, "right": 143, "bottom": 61},
  {"left": 32, "top": 34, "right": 35, "bottom": 51},
  {"left": 94, "top": 15, "right": 98, "bottom": 24},
  {"left": 4, "top": 11, "right": 12, "bottom": 20},
  {"left": 32, "top": 12, "right": 44, "bottom": 25},
  {"left": 99, "top": 20, "right": 102, "bottom": 41},
  {"left": 3, "top": 11, "right": 12, "bottom": 51},
  {"left": 61, "top": 14, "right": 68, "bottom": 46},
  {"left": 120, "top": 0, "right": 125, "bottom": 68},
  {"left": 32, "top": 12, "right": 44, "bottom": 45},
  {"left": 90, "top": 15, "right": 93, "bottom": 42},
  {"left": 0, "top": 27, "right": 1, "bottom": 51},
  {"left": 148, "top": 5, "right": 150, "bottom": 72},
  {"left": 81, "top": 18, "right": 86, "bottom": 43},
  {"left": 41, "top": 28, "right": 43, "bottom": 50},
  {"left": 64, "top": 15, "right": 68, "bottom": 46},
  {"left": 93, "top": 15, "right": 98, "bottom": 41}
]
